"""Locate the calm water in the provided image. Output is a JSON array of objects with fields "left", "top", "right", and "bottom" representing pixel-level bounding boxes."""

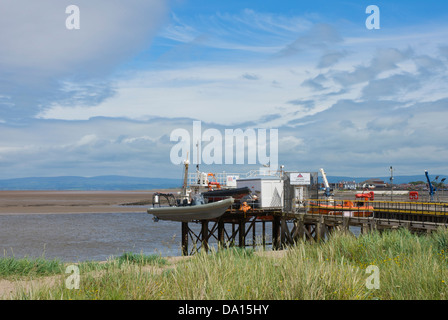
[
  {"left": 0, "top": 212, "right": 184, "bottom": 262},
  {"left": 0, "top": 211, "right": 362, "bottom": 262}
]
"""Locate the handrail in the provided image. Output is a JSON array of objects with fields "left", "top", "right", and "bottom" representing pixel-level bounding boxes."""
[
  {"left": 305, "top": 199, "right": 448, "bottom": 216},
  {"left": 307, "top": 199, "right": 448, "bottom": 206},
  {"left": 187, "top": 169, "right": 282, "bottom": 187}
]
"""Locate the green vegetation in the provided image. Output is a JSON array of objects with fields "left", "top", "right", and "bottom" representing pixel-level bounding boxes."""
[
  {"left": 0, "top": 256, "right": 63, "bottom": 279},
  {"left": 0, "top": 252, "right": 167, "bottom": 281},
  {"left": 116, "top": 252, "right": 167, "bottom": 266},
  {"left": 4, "top": 229, "right": 448, "bottom": 299},
  {"left": 409, "top": 181, "right": 426, "bottom": 185}
]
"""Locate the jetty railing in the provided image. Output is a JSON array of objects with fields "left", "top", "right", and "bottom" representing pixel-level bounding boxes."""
[
  {"left": 187, "top": 169, "right": 282, "bottom": 187},
  {"left": 305, "top": 199, "right": 448, "bottom": 221}
]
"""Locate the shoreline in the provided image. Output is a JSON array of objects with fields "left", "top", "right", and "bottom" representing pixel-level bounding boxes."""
[{"left": 0, "top": 190, "right": 178, "bottom": 215}]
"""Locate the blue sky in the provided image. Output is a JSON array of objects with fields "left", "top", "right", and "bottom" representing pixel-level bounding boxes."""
[{"left": 1, "top": 0, "right": 448, "bottom": 179}]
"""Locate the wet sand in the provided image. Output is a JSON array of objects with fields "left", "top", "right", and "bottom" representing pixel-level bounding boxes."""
[{"left": 0, "top": 190, "right": 178, "bottom": 215}]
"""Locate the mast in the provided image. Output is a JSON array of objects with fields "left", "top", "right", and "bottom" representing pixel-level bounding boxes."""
[
  {"left": 182, "top": 152, "right": 189, "bottom": 200},
  {"left": 390, "top": 166, "right": 394, "bottom": 201}
]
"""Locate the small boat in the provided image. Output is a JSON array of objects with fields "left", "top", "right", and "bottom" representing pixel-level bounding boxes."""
[
  {"left": 148, "top": 197, "right": 234, "bottom": 222},
  {"left": 355, "top": 191, "right": 374, "bottom": 200},
  {"left": 308, "top": 199, "right": 374, "bottom": 217},
  {"left": 202, "top": 186, "right": 251, "bottom": 202}
]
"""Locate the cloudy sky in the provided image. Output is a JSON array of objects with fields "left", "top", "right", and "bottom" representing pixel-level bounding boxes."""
[{"left": 1, "top": 0, "right": 447, "bottom": 180}]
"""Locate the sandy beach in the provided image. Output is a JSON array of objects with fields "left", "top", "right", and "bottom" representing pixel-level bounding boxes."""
[{"left": 0, "top": 190, "right": 176, "bottom": 215}]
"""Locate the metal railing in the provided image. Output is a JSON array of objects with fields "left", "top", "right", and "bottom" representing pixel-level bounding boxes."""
[
  {"left": 187, "top": 169, "right": 282, "bottom": 187},
  {"left": 370, "top": 200, "right": 448, "bottom": 216},
  {"left": 305, "top": 199, "right": 448, "bottom": 218}
]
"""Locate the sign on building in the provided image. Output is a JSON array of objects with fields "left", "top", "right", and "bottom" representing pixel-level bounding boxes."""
[
  {"left": 290, "top": 172, "right": 311, "bottom": 185},
  {"left": 226, "top": 175, "right": 239, "bottom": 188}
]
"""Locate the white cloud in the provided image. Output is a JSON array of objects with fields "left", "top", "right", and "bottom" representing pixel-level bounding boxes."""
[
  {"left": 38, "top": 63, "right": 315, "bottom": 125},
  {"left": 276, "top": 23, "right": 343, "bottom": 57},
  {"left": 0, "top": 118, "right": 180, "bottom": 178},
  {"left": 0, "top": 0, "right": 169, "bottom": 120},
  {"left": 160, "top": 9, "right": 312, "bottom": 50},
  {"left": 0, "top": 0, "right": 167, "bottom": 73},
  {"left": 2, "top": 6, "right": 448, "bottom": 178},
  {"left": 75, "top": 134, "right": 98, "bottom": 147}
]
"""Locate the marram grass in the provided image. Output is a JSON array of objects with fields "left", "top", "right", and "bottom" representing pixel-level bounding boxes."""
[
  {"left": 6, "top": 228, "right": 448, "bottom": 300},
  {"left": 0, "top": 252, "right": 165, "bottom": 280},
  {"left": 0, "top": 256, "right": 63, "bottom": 279}
]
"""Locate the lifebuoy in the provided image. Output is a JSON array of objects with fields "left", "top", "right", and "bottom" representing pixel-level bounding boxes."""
[{"left": 409, "top": 191, "right": 419, "bottom": 200}]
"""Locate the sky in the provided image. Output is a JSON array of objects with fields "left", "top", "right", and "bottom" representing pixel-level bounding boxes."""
[{"left": 1, "top": 0, "right": 448, "bottom": 180}]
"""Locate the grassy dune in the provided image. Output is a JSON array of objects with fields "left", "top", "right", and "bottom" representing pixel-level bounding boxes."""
[{"left": 3, "top": 228, "right": 448, "bottom": 300}]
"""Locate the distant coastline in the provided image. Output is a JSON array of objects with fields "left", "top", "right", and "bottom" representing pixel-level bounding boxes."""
[
  {"left": 0, "top": 175, "right": 181, "bottom": 191},
  {"left": 0, "top": 174, "right": 441, "bottom": 191}
]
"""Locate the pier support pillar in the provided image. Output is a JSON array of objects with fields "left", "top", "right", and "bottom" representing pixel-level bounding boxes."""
[
  {"left": 239, "top": 218, "right": 246, "bottom": 248},
  {"left": 296, "top": 215, "right": 305, "bottom": 242},
  {"left": 361, "top": 223, "right": 370, "bottom": 235},
  {"left": 315, "top": 215, "right": 325, "bottom": 242},
  {"left": 252, "top": 220, "right": 256, "bottom": 248},
  {"left": 370, "top": 219, "right": 378, "bottom": 232},
  {"left": 342, "top": 217, "right": 350, "bottom": 233},
  {"left": 281, "top": 218, "right": 294, "bottom": 245},
  {"left": 217, "top": 218, "right": 225, "bottom": 249},
  {"left": 181, "top": 222, "right": 189, "bottom": 256},
  {"left": 272, "top": 215, "right": 281, "bottom": 250},
  {"left": 262, "top": 220, "right": 266, "bottom": 249},
  {"left": 201, "top": 220, "right": 209, "bottom": 252}
]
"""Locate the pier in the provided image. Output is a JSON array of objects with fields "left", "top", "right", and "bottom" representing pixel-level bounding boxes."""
[
  {"left": 179, "top": 200, "right": 448, "bottom": 255},
  {"left": 161, "top": 170, "right": 448, "bottom": 255},
  {"left": 180, "top": 208, "right": 282, "bottom": 256}
]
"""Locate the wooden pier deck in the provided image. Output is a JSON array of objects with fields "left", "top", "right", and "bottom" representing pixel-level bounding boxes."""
[{"left": 179, "top": 199, "right": 448, "bottom": 255}]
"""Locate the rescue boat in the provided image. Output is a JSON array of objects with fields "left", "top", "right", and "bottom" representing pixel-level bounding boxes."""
[{"left": 308, "top": 192, "right": 374, "bottom": 217}]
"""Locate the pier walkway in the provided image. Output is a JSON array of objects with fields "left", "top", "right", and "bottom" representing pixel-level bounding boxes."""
[{"left": 179, "top": 199, "right": 448, "bottom": 255}]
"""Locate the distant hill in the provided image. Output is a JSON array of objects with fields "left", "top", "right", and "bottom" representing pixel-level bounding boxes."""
[{"left": 0, "top": 175, "right": 182, "bottom": 191}]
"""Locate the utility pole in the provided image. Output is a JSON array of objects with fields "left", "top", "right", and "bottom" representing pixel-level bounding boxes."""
[
  {"left": 442, "top": 178, "right": 446, "bottom": 202},
  {"left": 389, "top": 166, "right": 394, "bottom": 201}
]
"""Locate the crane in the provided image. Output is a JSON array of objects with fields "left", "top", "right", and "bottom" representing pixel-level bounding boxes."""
[
  {"left": 425, "top": 170, "right": 436, "bottom": 201},
  {"left": 320, "top": 168, "right": 333, "bottom": 200}
]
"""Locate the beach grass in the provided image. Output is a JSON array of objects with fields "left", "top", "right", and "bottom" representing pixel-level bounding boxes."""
[
  {"left": 5, "top": 228, "right": 448, "bottom": 300},
  {"left": 0, "top": 255, "right": 64, "bottom": 279},
  {"left": 0, "top": 252, "right": 167, "bottom": 281},
  {"left": 116, "top": 251, "right": 168, "bottom": 266}
]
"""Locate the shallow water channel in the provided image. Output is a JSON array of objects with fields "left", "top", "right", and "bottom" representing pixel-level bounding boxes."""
[
  {"left": 0, "top": 212, "right": 183, "bottom": 262},
  {"left": 0, "top": 211, "right": 362, "bottom": 262}
]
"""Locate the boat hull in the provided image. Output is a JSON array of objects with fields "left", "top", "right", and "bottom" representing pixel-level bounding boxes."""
[
  {"left": 202, "top": 187, "right": 251, "bottom": 202},
  {"left": 148, "top": 198, "right": 234, "bottom": 222}
]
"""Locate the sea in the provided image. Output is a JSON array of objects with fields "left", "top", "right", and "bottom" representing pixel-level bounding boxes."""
[
  {"left": 0, "top": 211, "right": 186, "bottom": 262},
  {"left": 0, "top": 210, "right": 361, "bottom": 262}
]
